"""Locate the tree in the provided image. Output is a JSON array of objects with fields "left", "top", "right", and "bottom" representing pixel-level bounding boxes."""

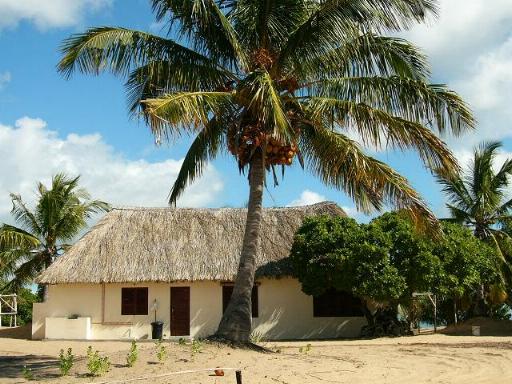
[
  {"left": 291, "top": 213, "right": 501, "bottom": 329},
  {"left": 436, "top": 141, "right": 512, "bottom": 247},
  {"left": 290, "top": 215, "right": 407, "bottom": 327},
  {"left": 436, "top": 141, "right": 512, "bottom": 312},
  {"left": 432, "top": 222, "right": 501, "bottom": 321},
  {"left": 0, "top": 174, "right": 110, "bottom": 296},
  {"left": 58, "top": 0, "right": 474, "bottom": 342}
]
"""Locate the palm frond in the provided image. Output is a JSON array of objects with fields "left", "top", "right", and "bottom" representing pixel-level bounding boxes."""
[
  {"left": 9, "top": 194, "right": 42, "bottom": 236},
  {"left": 242, "top": 70, "right": 293, "bottom": 142},
  {"left": 230, "top": 0, "right": 313, "bottom": 52},
  {"left": 0, "top": 224, "right": 40, "bottom": 251},
  {"left": 287, "top": 34, "right": 431, "bottom": 81},
  {"left": 169, "top": 117, "right": 226, "bottom": 205},
  {"left": 304, "top": 97, "right": 459, "bottom": 173},
  {"left": 151, "top": 0, "right": 249, "bottom": 70},
  {"left": 279, "top": 0, "right": 437, "bottom": 75},
  {"left": 58, "top": 27, "right": 222, "bottom": 78},
  {"left": 468, "top": 141, "right": 503, "bottom": 214},
  {"left": 141, "top": 91, "right": 235, "bottom": 141},
  {"left": 125, "top": 59, "right": 237, "bottom": 115},
  {"left": 435, "top": 171, "right": 473, "bottom": 213},
  {"left": 309, "top": 76, "right": 475, "bottom": 135},
  {"left": 3, "top": 252, "right": 51, "bottom": 293},
  {"left": 300, "top": 123, "right": 438, "bottom": 230}
]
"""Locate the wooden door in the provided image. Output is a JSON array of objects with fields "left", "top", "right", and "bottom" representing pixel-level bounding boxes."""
[{"left": 170, "top": 287, "right": 190, "bottom": 336}]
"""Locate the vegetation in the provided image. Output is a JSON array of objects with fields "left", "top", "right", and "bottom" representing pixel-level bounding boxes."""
[
  {"left": 155, "top": 339, "right": 167, "bottom": 363},
  {"left": 0, "top": 282, "right": 37, "bottom": 326},
  {"left": 191, "top": 339, "right": 202, "bottom": 356},
  {"left": 126, "top": 340, "right": 138, "bottom": 367},
  {"left": 58, "top": 348, "right": 74, "bottom": 376},
  {"left": 436, "top": 141, "right": 512, "bottom": 247},
  {"left": 0, "top": 174, "right": 109, "bottom": 297},
  {"left": 290, "top": 213, "right": 501, "bottom": 334},
  {"left": 58, "top": 0, "right": 473, "bottom": 341},
  {"left": 86, "top": 346, "right": 111, "bottom": 376},
  {"left": 436, "top": 141, "right": 512, "bottom": 314},
  {"left": 299, "top": 344, "right": 312, "bottom": 354},
  {"left": 22, "top": 365, "right": 34, "bottom": 381}
]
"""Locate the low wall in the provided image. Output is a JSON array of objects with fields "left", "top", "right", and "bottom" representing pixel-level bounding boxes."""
[{"left": 45, "top": 317, "right": 91, "bottom": 340}]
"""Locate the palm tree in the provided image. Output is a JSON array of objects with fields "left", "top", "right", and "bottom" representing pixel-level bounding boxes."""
[
  {"left": 58, "top": 0, "right": 474, "bottom": 342},
  {"left": 436, "top": 141, "right": 512, "bottom": 288},
  {"left": 0, "top": 174, "right": 110, "bottom": 297}
]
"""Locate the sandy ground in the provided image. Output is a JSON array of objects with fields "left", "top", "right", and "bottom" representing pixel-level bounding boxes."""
[{"left": 1, "top": 334, "right": 512, "bottom": 384}]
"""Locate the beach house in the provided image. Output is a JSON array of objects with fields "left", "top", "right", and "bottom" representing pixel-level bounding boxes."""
[{"left": 32, "top": 202, "right": 366, "bottom": 340}]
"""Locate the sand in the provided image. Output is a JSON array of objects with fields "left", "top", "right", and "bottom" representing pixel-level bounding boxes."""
[{"left": 1, "top": 334, "right": 512, "bottom": 384}]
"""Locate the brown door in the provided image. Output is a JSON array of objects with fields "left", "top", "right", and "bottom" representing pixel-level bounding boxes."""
[{"left": 170, "top": 287, "right": 190, "bottom": 336}]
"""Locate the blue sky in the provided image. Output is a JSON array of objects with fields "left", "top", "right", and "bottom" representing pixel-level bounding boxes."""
[{"left": 1, "top": 0, "right": 512, "bottom": 225}]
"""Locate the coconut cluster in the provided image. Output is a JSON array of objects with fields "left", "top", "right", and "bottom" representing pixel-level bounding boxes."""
[{"left": 228, "top": 125, "right": 298, "bottom": 167}]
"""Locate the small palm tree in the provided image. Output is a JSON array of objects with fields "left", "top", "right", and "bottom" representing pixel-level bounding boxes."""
[
  {"left": 58, "top": 0, "right": 474, "bottom": 341},
  {"left": 436, "top": 141, "right": 512, "bottom": 248},
  {"left": 0, "top": 174, "right": 110, "bottom": 296}
]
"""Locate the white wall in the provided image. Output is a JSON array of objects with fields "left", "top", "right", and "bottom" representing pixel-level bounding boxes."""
[{"left": 32, "top": 278, "right": 366, "bottom": 340}]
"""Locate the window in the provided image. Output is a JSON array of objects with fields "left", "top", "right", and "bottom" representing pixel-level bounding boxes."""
[
  {"left": 222, "top": 285, "right": 258, "bottom": 318},
  {"left": 313, "top": 289, "right": 363, "bottom": 317},
  {"left": 121, "top": 287, "right": 148, "bottom": 315}
]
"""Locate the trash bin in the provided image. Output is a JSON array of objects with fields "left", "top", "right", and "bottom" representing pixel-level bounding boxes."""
[{"left": 151, "top": 321, "right": 164, "bottom": 340}]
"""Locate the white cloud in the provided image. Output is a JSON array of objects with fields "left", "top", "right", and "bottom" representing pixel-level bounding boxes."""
[
  {"left": 0, "top": 71, "right": 11, "bottom": 89},
  {"left": 405, "top": 0, "right": 512, "bottom": 75},
  {"left": 460, "top": 37, "right": 512, "bottom": 112},
  {"left": 287, "top": 190, "right": 327, "bottom": 207},
  {"left": 402, "top": 0, "right": 512, "bottom": 150},
  {"left": 0, "top": 0, "right": 112, "bottom": 30},
  {"left": 0, "top": 117, "right": 223, "bottom": 224}
]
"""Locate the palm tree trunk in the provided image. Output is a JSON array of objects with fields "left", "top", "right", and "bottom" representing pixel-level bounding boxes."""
[{"left": 215, "top": 149, "right": 265, "bottom": 342}]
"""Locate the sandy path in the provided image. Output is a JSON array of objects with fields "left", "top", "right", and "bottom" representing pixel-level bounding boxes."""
[{"left": 1, "top": 335, "right": 511, "bottom": 383}]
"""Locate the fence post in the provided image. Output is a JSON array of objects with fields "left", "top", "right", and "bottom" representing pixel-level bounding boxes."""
[{"left": 235, "top": 370, "right": 242, "bottom": 384}]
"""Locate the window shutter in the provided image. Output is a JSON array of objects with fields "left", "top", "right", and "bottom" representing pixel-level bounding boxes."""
[
  {"left": 136, "top": 287, "right": 148, "bottom": 315},
  {"left": 121, "top": 288, "right": 135, "bottom": 315},
  {"left": 313, "top": 290, "right": 363, "bottom": 317},
  {"left": 121, "top": 287, "right": 148, "bottom": 315}
]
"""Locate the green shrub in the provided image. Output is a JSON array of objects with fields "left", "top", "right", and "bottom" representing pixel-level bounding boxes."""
[
  {"left": 58, "top": 348, "right": 74, "bottom": 376},
  {"left": 298, "top": 344, "right": 312, "bottom": 354},
  {"left": 191, "top": 339, "right": 202, "bottom": 356},
  {"left": 22, "top": 365, "right": 34, "bottom": 380},
  {"left": 155, "top": 340, "right": 167, "bottom": 363},
  {"left": 126, "top": 340, "right": 138, "bottom": 367},
  {"left": 178, "top": 337, "right": 187, "bottom": 345},
  {"left": 86, "top": 346, "right": 110, "bottom": 376}
]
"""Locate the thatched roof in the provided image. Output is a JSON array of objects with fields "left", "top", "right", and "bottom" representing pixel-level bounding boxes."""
[{"left": 37, "top": 202, "right": 346, "bottom": 284}]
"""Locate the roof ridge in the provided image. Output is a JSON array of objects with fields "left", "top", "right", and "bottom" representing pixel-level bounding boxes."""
[{"left": 111, "top": 201, "right": 338, "bottom": 212}]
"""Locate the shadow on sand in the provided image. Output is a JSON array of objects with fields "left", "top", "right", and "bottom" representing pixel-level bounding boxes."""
[{"left": 0, "top": 354, "right": 60, "bottom": 380}]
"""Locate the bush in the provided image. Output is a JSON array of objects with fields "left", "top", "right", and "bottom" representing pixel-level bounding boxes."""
[
  {"left": 86, "top": 346, "right": 110, "bottom": 376},
  {"left": 191, "top": 339, "right": 202, "bottom": 356},
  {"left": 22, "top": 365, "right": 34, "bottom": 380},
  {"left": 126, "top": 340, "right": 138, "bottom": 367},
  {"left": 155, "top": 340, "right": 167, "bottom": 363},
  {"left": 59, "top": 348, "right": 74, "bottom": 376}
]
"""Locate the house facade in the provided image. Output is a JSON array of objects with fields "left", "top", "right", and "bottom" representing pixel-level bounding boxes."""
[{"left": 33, "top": 203, "right": 367, "bottom": 340}]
